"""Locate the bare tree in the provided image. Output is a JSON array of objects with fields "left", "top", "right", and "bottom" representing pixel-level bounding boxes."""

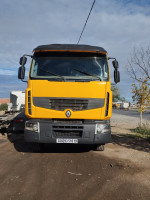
[
  {"left": 127, "top": 46, "right": 150, "bottom": 85},
  {"left": 128, "top": 47, "right": 150, "bottom": 127}
]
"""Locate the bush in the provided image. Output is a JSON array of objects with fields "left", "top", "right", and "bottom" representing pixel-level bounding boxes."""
[
  {"left": 0, "top": 103, "right": 8, "bottom": 111},
  {"left": 131, "top": 121, "right": 150, "bottom": 142}
]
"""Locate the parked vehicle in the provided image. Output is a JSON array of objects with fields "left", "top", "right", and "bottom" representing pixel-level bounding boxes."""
[
  {"left": 8, "top": 91, "right": 25, "bottom": 112},
  {"left": 120, "top": 102, "right": 129, "bottom": 110},
  {"left": 18, "top": 44, "right": 120, "bottom": 150}
]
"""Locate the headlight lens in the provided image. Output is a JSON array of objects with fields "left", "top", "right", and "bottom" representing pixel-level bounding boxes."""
[
  {"left": 25, "top": 121, "right": 39, "bottom": 133},
  {"left": 95, "top": 123, "right": 110, "bottom": 134}
]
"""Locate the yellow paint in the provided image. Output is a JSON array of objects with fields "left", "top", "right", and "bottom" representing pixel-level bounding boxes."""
[
  {"left": 32, "top": 80, "right": 106, "bottom": 98},
  {"left": 25, "top": 80, "right": 112, "bottom": 120}
]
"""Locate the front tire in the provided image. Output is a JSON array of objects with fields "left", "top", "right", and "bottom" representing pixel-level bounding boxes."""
[{"left": 94, "top": 144, "right": 105, "bottom": 151}]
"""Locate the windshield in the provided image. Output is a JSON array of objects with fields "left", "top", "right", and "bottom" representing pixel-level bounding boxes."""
[{"left": 30, "top": 55, "right": 109, "bottom": 81}]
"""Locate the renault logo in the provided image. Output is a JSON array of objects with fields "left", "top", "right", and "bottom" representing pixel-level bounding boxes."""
[{"left": 65, "top": 110, "right": 71, "bottom": 118}]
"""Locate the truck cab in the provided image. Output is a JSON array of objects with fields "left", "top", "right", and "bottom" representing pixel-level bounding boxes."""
[{"left": 18, "top": 44, "right": 120, "bottom": 150}]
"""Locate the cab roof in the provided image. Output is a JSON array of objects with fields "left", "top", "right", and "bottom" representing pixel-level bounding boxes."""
[{"left": 34, "top": 44, "right": 107, "bottom": 53}]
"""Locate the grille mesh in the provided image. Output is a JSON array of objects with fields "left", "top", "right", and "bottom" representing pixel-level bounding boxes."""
[
  {"left": 52, "top": 125, "right": 83, "bottom": 138},
  {"left": 49, "top": 99, "right": 88, "bottom": 111},
  {"left": 33, "top": 97, "right": 105, "bottom": 111}
]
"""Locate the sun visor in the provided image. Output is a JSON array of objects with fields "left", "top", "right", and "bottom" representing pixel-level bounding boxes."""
[{"left": 33, "top": 44, "right": 107, "bottom": 54}]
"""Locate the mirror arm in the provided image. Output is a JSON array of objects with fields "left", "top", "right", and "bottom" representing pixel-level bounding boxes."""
[
  {"left": 108, "top": 57, "right": 119, "bottom": 70},
  {"left": 108, "top": 57, "right": 116, "bottom": 60},
  {"left": 21, "top": 79, "right": 28, "bottom": 83},
  {"left": 23, "top": 54, "right": 32, "bottom": 58}
]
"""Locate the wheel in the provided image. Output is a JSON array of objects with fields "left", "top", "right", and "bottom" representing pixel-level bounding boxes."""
[{"left": 94, "top": 144, "right": 105, "bottom": 151}]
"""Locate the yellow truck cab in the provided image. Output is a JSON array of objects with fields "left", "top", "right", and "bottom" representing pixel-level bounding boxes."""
[{"left": 18, "top": 44, "right": 120, "bottom": 150}]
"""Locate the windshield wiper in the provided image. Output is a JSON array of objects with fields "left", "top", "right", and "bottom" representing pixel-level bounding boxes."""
[
  {"left": 73, "top": 68, "right": 101, "bottom": 81},
  {"left": 39, "top": 67, "right": 65, "bottom": 81}
]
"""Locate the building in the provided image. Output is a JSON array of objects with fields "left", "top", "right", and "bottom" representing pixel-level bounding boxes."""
[{"left": 0, "top": 98, "right": 10, "bottom": 104}]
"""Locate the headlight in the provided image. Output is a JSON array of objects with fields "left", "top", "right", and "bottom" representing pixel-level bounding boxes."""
[
  {"left": 95, "top": 123, "right": 110, "bottom": 134},
  {"left": 25, "top": 121, "right": 39, "bottom": 133}
]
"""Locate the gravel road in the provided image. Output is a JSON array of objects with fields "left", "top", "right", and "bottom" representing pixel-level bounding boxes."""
[{"left": 0, "top": 111, "right": 150, "bottom": 200}]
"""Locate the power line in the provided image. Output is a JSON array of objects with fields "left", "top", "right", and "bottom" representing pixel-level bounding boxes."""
[{"left": 77, "top": 0, "right": 96, "bottom": 44}]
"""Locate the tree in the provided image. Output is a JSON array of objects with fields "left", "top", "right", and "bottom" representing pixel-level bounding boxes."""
[
  {"left": 127, "top": 46, "right": 150, "bottom": 86},
  {"left": 111, "top": 85, "right": 126, "bottom": 102},
  {"left": 0, "top": 103, "right": 8, "bottom": 111},
  {"left": 132, "top": 79, "right": 150, "bottom": 126},
  {"left": 127, "top": 46, "right": 150, "bottom": 126},
  {"left": 111, "top": 85, "right": 120, "bottom": 102}
]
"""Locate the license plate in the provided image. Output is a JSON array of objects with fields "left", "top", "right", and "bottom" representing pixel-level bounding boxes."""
[{"left": 56, "top": 138, "right": 78, "bottom": 144}]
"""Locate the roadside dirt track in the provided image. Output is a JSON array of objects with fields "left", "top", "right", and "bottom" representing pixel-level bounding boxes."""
[{"left": 0, "top": 112, "right": 150, "bottom": 200}]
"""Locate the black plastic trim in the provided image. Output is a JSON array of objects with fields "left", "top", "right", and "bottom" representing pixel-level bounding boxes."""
[
  {"left": 105, "top": 92, "right": 109, "bottom": 116},
  {"left": 33, "top": 97, "right": 105, "bottom": 111},
  {"left": 24, "top": 119, "right": 111, "bottom": 144},
  {"left": 34, "top": 44, "right": 107, "bottom": 53},
  {"left": 28, "top": 91, "right": 32, "bottom": 115}
]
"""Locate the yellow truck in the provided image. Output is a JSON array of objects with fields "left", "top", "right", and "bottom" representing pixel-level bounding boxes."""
[{"left": 18, "top": 44, "right": 120, "bottom": 150}]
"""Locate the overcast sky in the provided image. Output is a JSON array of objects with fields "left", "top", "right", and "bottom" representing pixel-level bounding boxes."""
[{"left": 0, "top": 0, "right": 150, "bottom": 100}]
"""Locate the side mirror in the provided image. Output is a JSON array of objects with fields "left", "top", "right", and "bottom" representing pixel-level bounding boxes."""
[
  {"left": 112, "top": 60, "right": 119, "bottom": 69},
  {"left": 114, "top": 70, "right": 120, "bottom": 83},
  {"left": 18, "top": 66, "right": 25, "bottom": 79},
  {"left": 19, "top": 56, "right": 27, "bottom": 66}
]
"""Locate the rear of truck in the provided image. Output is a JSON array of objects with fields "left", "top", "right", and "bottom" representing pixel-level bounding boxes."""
[{"left": 18, "top": 44, "right": 120, "bottom": 149}]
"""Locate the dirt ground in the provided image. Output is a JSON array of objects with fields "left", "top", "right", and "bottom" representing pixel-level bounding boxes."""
[{"left": 0, "top": 112, "right": 150, "bottom": 200}]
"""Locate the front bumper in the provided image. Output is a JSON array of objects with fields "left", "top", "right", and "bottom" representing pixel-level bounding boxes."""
[{"left": 24, "top": 119, "right": 111, "bottom": 145}]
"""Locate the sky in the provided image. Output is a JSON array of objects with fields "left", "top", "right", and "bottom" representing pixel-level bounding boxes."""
[{"left": 0, "top": 0, "right": 150, "bottom": 101}]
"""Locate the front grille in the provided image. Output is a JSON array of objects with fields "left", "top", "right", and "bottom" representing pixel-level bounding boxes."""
[
  {"left": 52, "top": 125, "right": 83, "bottom": 138},
  {"left": 53, "top": 131, "right": 82, "bottom": 138},
  {"left": 53, "top": 119, "right": 83, "bottom": 124},
  {"left": 33, "top": 97, "right": 105, "bottom": 111},
  {"left": 49, "top": 99, "right": 88, "bottom": 111}
]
